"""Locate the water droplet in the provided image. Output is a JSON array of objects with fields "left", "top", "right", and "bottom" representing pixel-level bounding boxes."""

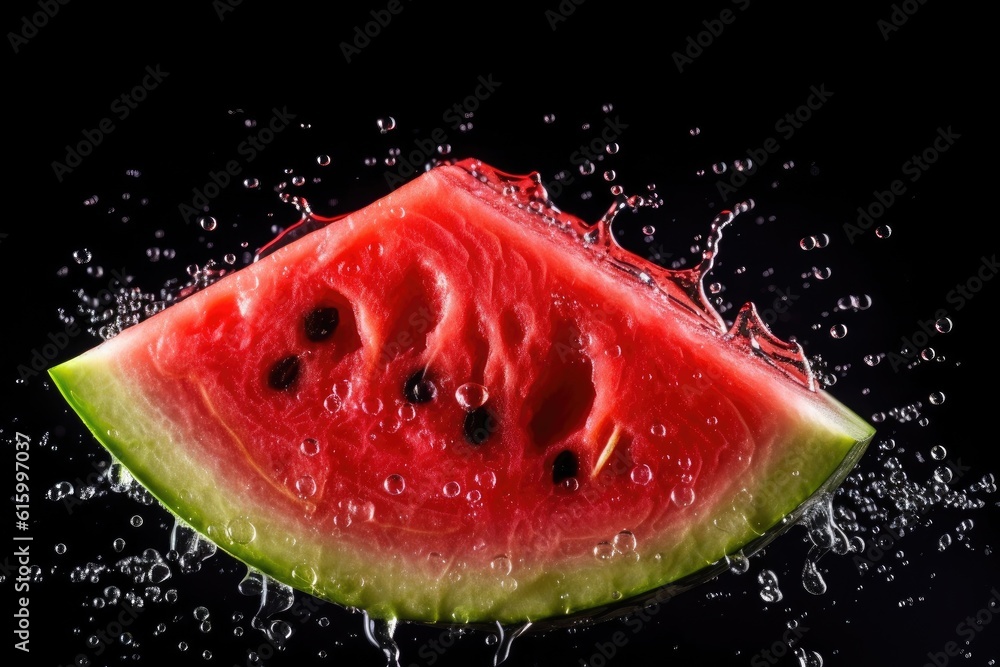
[
  {"left": 55, "top": 543, "right": 67, "bottom": 555},
  {"left": 630, "top": 464, "right": 653, "bottom": 485},
  {"left": 316, "top": 155, "right": 331, "bottom": 166},
  {"left": 491, "top": 555, "right": 513, "bottom": 576},
  {"left": 613, "top": 530, "right": 637, "bottom": 554},
  {"left": 929, "top": 391, "right": 945, "bottom": 405},
  {"left": 73, "top": 249, "right": 92, "bottom": 264},
  {"left": 650, "top": 423, "right": 667, "bottom": 437},
  {"left": 194, "top": 605, "right": 210, "bottom": 621},
  {"left": 383, "top": 474, "right": 405, "bottom": 495},
  {"left": 593, "top": 542, "right": 615, "bottom": 560},
  {"left": 930, "top": 445, "right": 947, "bottom": 461},
  {"left": 671, "top": 486, "right": 695, "bottom": 507},
  {"left": 300, "top": 438, "right": 320, "bottom": 456},
  {"left": 243, "top": 177, "right": 259, "bottom": 189},
  {"left": 295, "top": 475, "right": 317, "bottom": 499},
  {"left": 642, "top": 225, "right": 656, "bottom": 236},
  {"left": 130, "top": 515, "right": 143, "bottom": 527},
  {"left": 397, "top": 404, "right": 416, "bottom": 421},
  {"left": 361, "top": 397, "right": 383, "bottom": 415},
  {"left": 712, "top": 162, "right": 727, "bottom": 175},
  {"left": 199, "top": 216, "right": 218, "bottom": 231},
  {"left": 475, "top": 471, "right": 497, "bottom": 489},
  {"left": 323, "top": 394, "right": 343, "bottom": 414},
  {"left": 799, "top": 236, "right": 816, "bottom": 251},
  {"left": 443, "top": 481, "right": 461, "bottom": 498},
  {"left": 455, "top": 383, "right": 489, "bottom": 410},
  {"left": 376, "top": 117, "right": 397, "bottom": 134},
  {"left": 113, "top": 538, "right": 126, "bottom": 552},
  {"left": 829, "top": 324, "right": 848, "bottom": 339},
  {"left": 875, "top": 225, "right": 892, "bottom": 239},
  {"left": 938, "top": 534, "right": 952, "bottom": 551}
]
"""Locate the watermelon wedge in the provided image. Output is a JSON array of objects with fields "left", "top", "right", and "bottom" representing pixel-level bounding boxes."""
[{"left": 48, "top": 158, "right": 874, "bottom": 625}]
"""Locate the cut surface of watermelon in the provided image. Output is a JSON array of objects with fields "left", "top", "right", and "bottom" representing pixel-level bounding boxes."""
[{"left": 49, "top": 158, "right": 874, "bottom": 624}]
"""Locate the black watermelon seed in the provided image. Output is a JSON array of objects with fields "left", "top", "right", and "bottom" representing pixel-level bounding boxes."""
[
  {"left": 268, "top": 355, "right": 300, "bottom": 390},
  {"left": 304, "top": 307, "right": 340, "bottom": 342},
  {"left": 404, "top": 370, "right": 437, "bottom": 404},
  {"left": 464, "top": 406, "right": 497, "bottom": 446},
  {"left": 552, "top": 450, "right": 578, "bottom": 484}
]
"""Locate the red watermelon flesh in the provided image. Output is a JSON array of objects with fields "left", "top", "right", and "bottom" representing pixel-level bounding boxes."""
[{"left": 49, "top": 158, "right": 874, "bottom": 624}]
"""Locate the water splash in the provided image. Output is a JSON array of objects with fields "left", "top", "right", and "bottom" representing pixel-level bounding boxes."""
[
  {"left": 492, "top": 621, "right": 532, "bottom": 666},
  {"left": 362, "top": 612, "right": 401, "bottom": 667}
]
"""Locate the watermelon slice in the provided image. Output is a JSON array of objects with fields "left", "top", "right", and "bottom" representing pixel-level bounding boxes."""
[{"left": 48, "top": 158, "right": 874, "bottom": 625}]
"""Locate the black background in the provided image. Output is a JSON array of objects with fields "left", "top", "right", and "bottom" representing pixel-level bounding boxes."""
[{"left": 3, "top": 2, "right": 998, "bottom": 666}]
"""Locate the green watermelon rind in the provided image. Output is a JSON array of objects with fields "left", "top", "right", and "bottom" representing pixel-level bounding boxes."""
[{"left": 49, "top": 348, "right": 873, "bottom": 625}]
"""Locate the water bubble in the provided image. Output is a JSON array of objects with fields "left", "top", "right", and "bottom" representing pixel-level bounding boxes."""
[
  {"left": 933, "top": 466, "right": 953, "bottom": 484},
  {"left": 73, "top": 249, "right": 92, "bottom": 264},
  {"left": 930, "top": 445, "right": 947, "bottom": 461},
  {"left": 194, "top": 606, "right": 210, "bottom": 621},
  {"left": 383, "top": 474, "right": 405, "bottom": 495},
  {"left": 113, "top": 538, "right": 126, "bottom": 552},
  {"left": 734, "top": 158, "right": 753, "bottom": 172},
  {"left": 934, "top": 317, "right": 953, "bottom": 333},
  {"left": 455, "top": 383, "right": 489, "bottom": 410},
  {"left": 928, "top": 391, "right": 946, "bottom": 405},
  {"left": 829, "top": 324, "right": 848, "bottom": 339},
  {"left": 55, "top": 543, "right": 67, "bottom": 555},
  {"left": 199, "top": 216, "right": 218, "bottom": 231},
  {"left": 243, "top": 177, "right": 259, "bottom": 189},
  {"left": 800, "top": 236, "right": 816, "bottom": 251},
  {"left": 543, "top": 113, "right": 556, "bottom": 124},
  {"left": 757, "top": 569, "right": 783, "bottom": 602},
  {"left": 795, "top": 648, "right": 824, "bottom": 667},
  {"left": 361, "top": 397, "right": 383, "bottom": 415},
  {"left": 802, "top": 559, "right": 827, "bottom": 595},
  {"left": 938, "top": 534, "right": 952, "bottom": 551},
  {"left": 920, "top": 347, "right": 936, "bottom": 361},
  {"left": 650, "top": 423, "right": 667, "bottom": 437},
  {"left": 397, "top": 404, "right": 416, "bottom": 421},
  {"left": 443, "top": 481, "right": 461, "bottom": 498},
  {"left": 642, "top": 225, "right": 656, "bottom": 236},
  {"left": 130, "top": 515, "right": 143, "bottom": 527},
  {"left": 46, "top": 481, "right": 74, "bottom": 501},
  {"left": 316, "top": 155, "right": 331, "bottom": 166},
  {"left": 689, "top": 127, "right": 701, "bottom": 136},
  {"left": 377, "top": 117, "right": 396, "bottom": 134},
  {"left": 875, "top": 225, "right": 892, "bottom": 239},
  {"left": 812, "top": 266, "right": 832, "bottom": 280},
  {"left": 711, "top": 162, "right": 727, "bottom": 174}
]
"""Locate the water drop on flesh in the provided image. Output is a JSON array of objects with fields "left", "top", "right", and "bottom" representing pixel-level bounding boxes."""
[
  {"left": 384, "top": 474, "right": 405, "bottom": 495},
  {"left": 455, "top": 383, "right": 489, "bottom": 410}
]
